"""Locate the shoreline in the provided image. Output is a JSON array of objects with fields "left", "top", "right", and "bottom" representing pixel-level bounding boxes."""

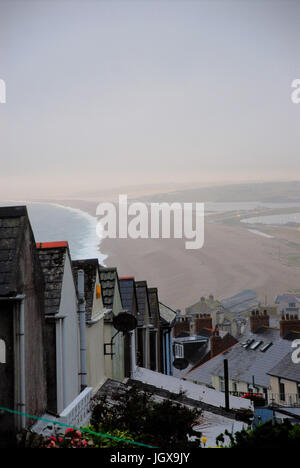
[
  {"left": 5, "top": 197, "right": 299, "bottom": 311},
  {"left": 100, "top": 220, "right": 300, "bottom": 310}
]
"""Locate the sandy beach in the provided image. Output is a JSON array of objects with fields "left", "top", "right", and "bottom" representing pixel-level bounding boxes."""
[
  {"left": 48, "top": 197, "right": 300, "bottom": 312},
  {"left": 100, "top": 220, "right": 300, "bottom": 311}
]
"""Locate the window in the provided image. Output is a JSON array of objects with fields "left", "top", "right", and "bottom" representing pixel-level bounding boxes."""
[
  {"left": 279, "top": 380, "right": 285, "bottom": 402},
  {"left": 260, "top": 342, "right": 273, "bottom": 352},
  {"left": 250, "top": 341, "right": 263, "bottom": 350},
  {"left": 232, "top": 381, "right": 238, "bottom": 392},
  {"left": 174, "top": 343, "right": 184, "bottom": 359},
  {"left": 0, "top": 339, "right": 6, "bottom": 363},
  {"left": 220, "top": 376, "right": 225, "bottom": 392}
]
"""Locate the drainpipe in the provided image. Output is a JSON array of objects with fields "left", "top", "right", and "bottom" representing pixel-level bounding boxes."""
[
  {"left": 19, "top": 299, "right": 26, "bottom": 428},
  {"left": 78, "top": 270, "right": 87, "bottom": 390},
  {"left": 130, "top": 330, "right": 136, "bottom": 374}
]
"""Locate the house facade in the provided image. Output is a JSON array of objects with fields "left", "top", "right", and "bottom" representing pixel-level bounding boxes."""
[
  {"left": 135, "top": 281, "right": 151, "bottom": 369},
  {"left": 268, "top": 351, "right": 300, "bottom": 407},
  {"left": 37, "top": 241, "right": 80, "bottom": 414},
  {"left": 0, "top": 206, "right": 47, "bottom": 445},
  {"left": 119, "top": 277, "right": 138, "bottom": 377},
  {"left": 159, "top": 301, "right": 177, "bottom": 375},
  {"left": 72, "top": 259, "right": 106, "bottom": 393},
  {"left": 148, "top": 287, "right": 161, "bottom": 372},
  {"left": 100, "top": 267, "right": 125, "bottom": 382}
]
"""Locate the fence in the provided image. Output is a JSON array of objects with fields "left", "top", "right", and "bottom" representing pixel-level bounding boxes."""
[{"left": 60, "top": 387, "right": 93, "bottom": 427}]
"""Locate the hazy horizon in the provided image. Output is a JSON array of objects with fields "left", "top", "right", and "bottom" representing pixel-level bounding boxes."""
[{"left": 0, "top": 0, "right": 299, "bottom": 199}]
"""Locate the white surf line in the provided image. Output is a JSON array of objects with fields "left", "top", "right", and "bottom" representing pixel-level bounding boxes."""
[
  {"left": 247, "top": 229, "right": 274, "bottom": 239},
  {"left": 0, "top": 199, "right": 107, "bottom": 266}
]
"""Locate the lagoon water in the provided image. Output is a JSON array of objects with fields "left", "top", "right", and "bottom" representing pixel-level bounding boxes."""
[
  {"left": 241, "top": 212, "right": 300, "bottom": 225},
  {"left": 0, "top": 201, "right": 107, "bottom": 265}
]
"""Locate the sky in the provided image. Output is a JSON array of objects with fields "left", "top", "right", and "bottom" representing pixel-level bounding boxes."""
[{"left": 0, "top": 0, "right": 299, "bottom": 198}]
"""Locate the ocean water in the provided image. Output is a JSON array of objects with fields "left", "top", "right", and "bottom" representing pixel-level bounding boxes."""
[
  {"left": 0, "top": 201, "right": 107, "bottom": 265},
  {"left": 241, "top": 212, "right": 300, "bottom": 226}
]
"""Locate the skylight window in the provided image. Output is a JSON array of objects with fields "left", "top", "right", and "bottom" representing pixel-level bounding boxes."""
[
  {"left": 250, "top": 341, "right": 263, "bottom": 350},
  {"left": 243, "top": 339, "right": 254, "bottom": 348},
  {"left": 260, "top": 342, "right": 273, "bottom": 352}
]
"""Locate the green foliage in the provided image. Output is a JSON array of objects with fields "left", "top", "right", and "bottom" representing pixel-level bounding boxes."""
[
  {"left": 83, "top": 425, "right": 136, "bottom": 448},
  {"left": 91, "top": 384, "right": 203, "bottom": 448},
  {"left": 216, "top": 420, "right": 300, "bottom": 448}
]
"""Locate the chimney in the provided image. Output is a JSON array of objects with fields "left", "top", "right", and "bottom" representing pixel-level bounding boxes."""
[
  {"left": 280, "top": 313, "right": 300, "bottom": 338},
  {"left": 250, "top": 309, "right": 270, "bottom": 333},
  {"left": 210, "top": 328, "right": 238, "bottom": 359},
  {"left": 194, "top": 313, "right": 213, "bottom": 334},
  {"left": 173, "top": 316, "right": 191, "bottom": 337},
  {"left": 210, "top": 329, "right": 223, "bottom": 358}
]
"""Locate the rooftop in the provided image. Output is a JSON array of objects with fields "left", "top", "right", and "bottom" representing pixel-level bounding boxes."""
[
  {"left": 119, "top": 277, "right": 136, "bottom": 316},
  {"left": 0, "top": 206, "right": 28, "bottom": 296},
  {"left": 268, "top": 352, "right": 300, "bottom": 383},
  {"left": 36, "top": 241, "right": 70, "bottom": 315},
  {"left": 159, "top": 301, "right": 177, "bottom": 327},
  {"left": 135, "top": 281, "right": 150, "bottom": 326},
  {"left": 99, "top": 267, "right": 119, "bottom": 310},
  {"left": 186, "top": 327, "right": 292, "bottom": 388},
  {"left": 72, "top": 258, "right": 99, "bottom": 321}
]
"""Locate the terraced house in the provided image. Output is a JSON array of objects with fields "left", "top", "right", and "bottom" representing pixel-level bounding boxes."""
[
  {"left": 72, "top": 259, "right": 106, "bottom": 393},
  {"left": 119, "top": 276, "right": 138, "bottom": 376},
  {"left": 99, "top": 267, "right": 125, "bottom": 381},
  {"left": 0, "top": 206, "right": 47, "bottom": 446},
  {"left": 36, "top": 241, "right": 82, "bottom": 414}
]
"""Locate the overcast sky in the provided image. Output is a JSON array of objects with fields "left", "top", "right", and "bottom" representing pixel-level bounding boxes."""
[{"left": 0, "top": 0, "right": 299, "bottom": 198}]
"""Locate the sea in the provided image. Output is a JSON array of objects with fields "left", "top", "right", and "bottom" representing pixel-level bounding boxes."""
[
  {"left": 0, "top": 201, "right": 107, "bottom": 265},
  {"left": 1, "top": 200, "right": 300, "bottom": 265}
]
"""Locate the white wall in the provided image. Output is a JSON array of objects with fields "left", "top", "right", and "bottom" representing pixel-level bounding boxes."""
[{"left": 58, "top": 253, "right": 80, "bottom": 409}]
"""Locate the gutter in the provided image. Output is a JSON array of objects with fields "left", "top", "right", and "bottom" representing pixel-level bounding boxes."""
[
  {"left": 77, "top": 270, "right": 87, "bottom": 391},
  {"left": 19, "top": 299, "right": 26, "bottom": 428}
]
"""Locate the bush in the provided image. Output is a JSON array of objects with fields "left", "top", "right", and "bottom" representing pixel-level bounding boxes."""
[
  {"left": 216, "top": 420, "right": 300, "bottom": 448},
  {"left": 91, "top": 384, "right": 203, "bottom": 449}
]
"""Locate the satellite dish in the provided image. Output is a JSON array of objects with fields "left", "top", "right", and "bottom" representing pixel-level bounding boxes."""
[
  {"left": 173, "top": 358, "right": 189, "bottom": 370},
  {"left": 113, "top": 312, "right": 137, "bottom": 333}
]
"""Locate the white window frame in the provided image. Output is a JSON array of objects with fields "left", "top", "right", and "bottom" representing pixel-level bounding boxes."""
[{"left": 174, "top": 343, "right": 184, "bottom": 359}]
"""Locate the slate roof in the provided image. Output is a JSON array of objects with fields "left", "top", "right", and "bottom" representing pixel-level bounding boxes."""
[
  {"left": 119, "top": 277, "right": 136, "bottom": 315},
  {"left": 135, "top": 281, "right": 150, "bottom": 327},
  {"left": 159, "top": 302, "right": 177, "bottom": 327},
  {"left": 99, "top": 267, "right": 121, "bottom": 312},
  {"left": 37, "top": 242, "right": 70, "bottom": 315},
  {"left": 186, "top": 327, "right": 292, "bottom": 388},
  {"left": 72, "top": 258, "right": 99, "bottom": 321},
  {"left": 173, "top": 329, "right": 232, "bottom": 379},
  {"left": 148, "top": 288, "right": 160, "bottom": 328},
  {"left": 0, "top": 206, "right": 28, "bottom": 297},
  {"left": 268, "top": 352, "right": 300, "bottom": 383}
]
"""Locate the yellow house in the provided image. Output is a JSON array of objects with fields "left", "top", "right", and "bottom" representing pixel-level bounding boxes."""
[{"left": 268, "top": 351, "right": 300, "bottom": 407}]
